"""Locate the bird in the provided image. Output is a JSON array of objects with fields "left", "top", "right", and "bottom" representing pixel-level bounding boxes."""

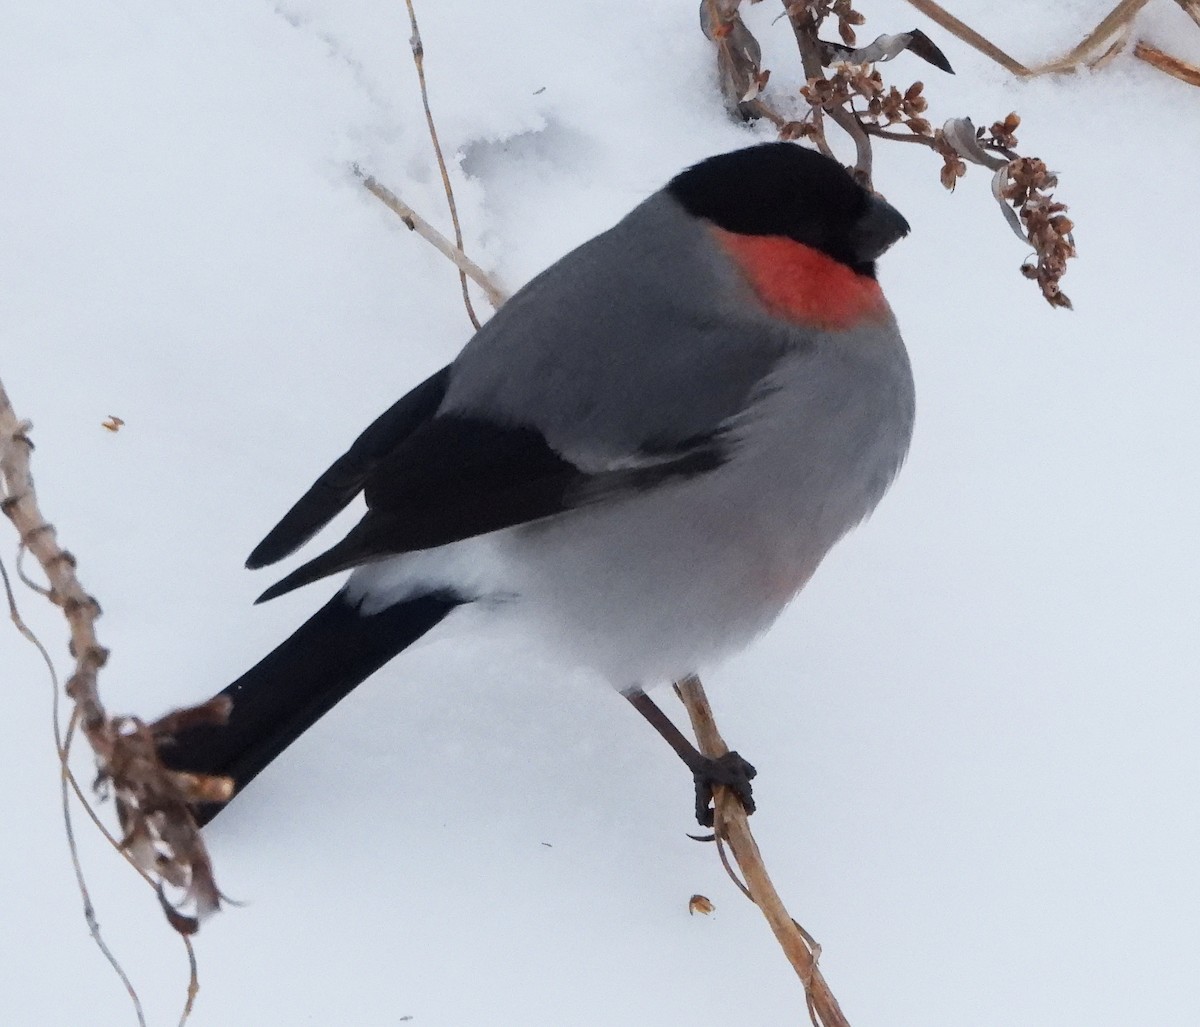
[{"left": 161, "top": 142, "right": 915, "bottom": 828}]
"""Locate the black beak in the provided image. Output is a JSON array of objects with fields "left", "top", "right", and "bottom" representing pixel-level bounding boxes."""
[{"left": 849, "top": 194, "right": 911, "bottom": 264}]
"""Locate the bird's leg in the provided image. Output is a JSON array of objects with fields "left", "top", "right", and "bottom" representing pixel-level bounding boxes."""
[{"left": 625, "top": 689, "right": 756, "bottom": 827}]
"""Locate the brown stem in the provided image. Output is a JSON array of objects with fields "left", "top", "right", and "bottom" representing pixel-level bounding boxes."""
[
  {"left": 357, "top": 168, "right": 510, "bottom": 307},
  {"left": 860, "top": 124, "right": 938, "bottom": 149},
  {"left": 902, "top": 0, "right": 1030, "bottom": 75},
  {"left": 1176, "top": 0, "right": 1200, "bottom": 30},
  {"left": 403, "top": 0, "right": 483, "bottom": 330},
  {"left": 0, "top": 377, "right": 228, "bottom": 937},
  {"left": 783, "top": 2, "right": 873, "bottom": 184},
  {"left": 1132, "top": 40, "right": 1200, "bottom": 87},
  {"left": 675, "top": 675, "right": 851, "bottom": 1027},
  {"left": 1022, "top": 0, "right": 1150, "bottom": 75}
]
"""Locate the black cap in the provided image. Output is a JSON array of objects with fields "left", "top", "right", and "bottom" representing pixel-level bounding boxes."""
[{"left": 666, "top": 143, "right": 909, "bottom": 278}]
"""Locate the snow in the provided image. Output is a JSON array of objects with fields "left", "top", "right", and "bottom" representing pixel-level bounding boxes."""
[{"left": 3, "top": 1, "right": 1200, "bottom": 1024}]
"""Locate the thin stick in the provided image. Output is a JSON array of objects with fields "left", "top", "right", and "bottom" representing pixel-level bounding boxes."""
[
  {"left": 1177, "top": 0, "right": 1200, "bottom": 30},
  {"left": 0, "top": 377, "right": 228, "bottom": 939},
  {"left": 675, "top": 675, "right": 851, "bottom": 1027},
  {"left": 784, "top": 4, "right": 870, "bottom": 180},
  {"left": 403, "top": 0, "right": 482, "bottom": 330},
  {"left": 62, "top": 710, "right": 202, "bottom": 1024},
  {"left": 902, "top": 0, "right": 1030, "bottom": 75},
  {"left": 1022, "top": 0, "right": 1150, "bottom": 76},
  {"left": 1132, "top": 40, "right": 1200, "bottom": 86},
  {"left": 0, "top": 557, "right": 149, "bottom": 1026},
  {"left": 356, "top": 167, "right": 510, "bottom": 308}
]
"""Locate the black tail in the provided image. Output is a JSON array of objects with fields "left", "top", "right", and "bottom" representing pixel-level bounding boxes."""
[{"left": 162, "top": 590, "right": 460, "bottom": 825}]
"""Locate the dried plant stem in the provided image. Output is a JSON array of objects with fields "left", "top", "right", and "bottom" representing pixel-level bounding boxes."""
[
  {"left": 784, "top": 5, "right": 871, "bottom": 178},
  {"left": 675, "top": 675, "right": 850, "bottom": 1027},
  {"left": 742, "top": 96, "right": 788, "bottom": 128},
  {"left": 0, "top": 556, "right": 150, "bottom": 1025},
  {"left": 0, "top": 399, "right": 107, "bottom": 749},
  {"left": 905, "top": 0, "right": 1200, "bottom": 86},
  {"left": 62, "top": 714, "right": 152, "bottom": 1027},
  {"left": 356, "top": 167, "right": 509, "bottom": 308},
  {"left": 63, "top": 717, "right": 202, "bottom": 1025},
  {"left": 0, "top": 375, "right": 228, "bottom": 944},
  {"left": 901, "top": 0, "right": 1030, "bottom": 74},
  {"left": 1133, "top": 40, "right": 1200, "bottom": 85},
  {"left": 403, "top": 0, "right": 482, "bottom": 330},
  {"left": 1021, "top": 0, "right": 1151, "bottom": 75}
]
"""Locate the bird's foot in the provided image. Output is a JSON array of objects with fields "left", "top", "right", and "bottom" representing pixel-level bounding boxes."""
[{"left": 693, "top": 751, "right": 757, "bottom": 827}]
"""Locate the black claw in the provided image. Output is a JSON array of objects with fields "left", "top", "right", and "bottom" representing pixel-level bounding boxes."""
[{"left": 692, "top": 751, "right": 757, "bottom": 827}]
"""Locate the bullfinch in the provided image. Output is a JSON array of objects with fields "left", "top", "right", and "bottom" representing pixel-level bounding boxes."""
[{"left": 162, "top": 142, "right": 914, "bottom": 827}]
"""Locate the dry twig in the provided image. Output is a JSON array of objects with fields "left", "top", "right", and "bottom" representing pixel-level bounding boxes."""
[
  {"left": 0, "top": 376, "right": 232, "bottom": 936},
  {"left": 901, "top": 0, "right": 1029, "bottom": 73},
  {"left": 1133, "top": 39, "right": 1200, "bottom": 85},
  {"left": 0, "top": 558, "right": 149, "bottom": 1025},
  {"left": 904, "top": 0, "right": 1200, "bottom": 86},
  {"left": 355, "top": 165, "right": 508, "bottom": 309},
  {"left": 404, "top": 0, "right": 483, "bottom": 330},
  {"left": 676, "top": 675, "right": 850, "bottom": 1027}
]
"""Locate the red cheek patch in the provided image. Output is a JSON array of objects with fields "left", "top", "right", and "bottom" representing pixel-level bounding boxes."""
[{"left": 713, "top": 228, "right": 888, "bottom": 331}]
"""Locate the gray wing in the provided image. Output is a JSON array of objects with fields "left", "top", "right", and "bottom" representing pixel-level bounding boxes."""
[
  {"left": 250, "top": 193, "right": 794, "bottom": 603},
  {"left": 253, "top": 409, "right": 727, "bottom": 603},
  {"left": 441, "top": 192, "right": 797, "bottom": 465}
]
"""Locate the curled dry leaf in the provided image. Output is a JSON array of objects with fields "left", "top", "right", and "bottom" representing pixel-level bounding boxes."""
[
  {"left": 847, "top": 30, "right": 954, "bottom": 73},
  {"left": 990, "top": 164, "right": 1033, "bottom": 243},
  {"left": 820, "top": 28, "right": 953, "bottom": 74},
  {"left": 97, "top": 713, "right": 232, "bottom": 928},
  {"left": 700, "top": 0, "right": 767, "bottom": 108},
  {"left": 940, "top": 116, "right": 1006, "bottom": 170}
]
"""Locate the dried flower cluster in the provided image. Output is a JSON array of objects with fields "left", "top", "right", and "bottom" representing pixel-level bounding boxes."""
[
  {"left": 831, "top": 0, "right": 865, "bottom": 46},
  {"left": 1003, "top": 157, "right": 1076, "bottom": 308},
  {"left": 705, "top": 0, "right": 1077, "bottom": 308},
  {"left": 801, "top": 64, "right": 934, "bottom": 138},
  {"left": 984, "top": 111, "right": 1021, "bottom": 151},
  {"left": 933, "top": 128, "right": 968, "bottom": 190}
]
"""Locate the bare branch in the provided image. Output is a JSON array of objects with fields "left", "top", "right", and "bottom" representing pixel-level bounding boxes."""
[
  {"left": 676, "top": 675, "right": 851, "bottom": 1027},
  {"left": 901, "top": 0, "right": 1029, "bottom": 74},
  {"left": 1, "top": 558, "right": 149, "bottom": 1024},
  {"left": 1133, "top": 40, "right": 1200, "bottom": 87},
  {"left": 355, "top": 166, "right": 510, "bottom": 307},
  {"left": 0, "top": 376, "right": 231, "bottom": 936},
  {"left": 903, "top": 0, "right": 1200, "bottom": 87},
  {"left": 1022, "top": 0, "right": 1151, "bottom": 76},
  {"left": 403, "top": 0, "right": 483, "bottom": 329},
  {"left": 1177, "top": 0, "right": 1200, "bottom": 30}
]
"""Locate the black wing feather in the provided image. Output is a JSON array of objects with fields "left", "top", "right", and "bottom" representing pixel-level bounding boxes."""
[
  {"left": 246, "top": 365, "right": 451, "bottom": 569},
  {"left": 254, "top": 414, "right": 726, "bottom": 604}
]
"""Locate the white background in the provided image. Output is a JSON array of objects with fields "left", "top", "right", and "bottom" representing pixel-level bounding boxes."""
[{"left": 3, "top": 1, "right": 1199, "bottom": 1024}]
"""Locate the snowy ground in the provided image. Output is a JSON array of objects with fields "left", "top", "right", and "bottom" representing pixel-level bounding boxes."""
[{"left": 4, "top": 1, "right": 1200, "bottom": 1024}]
